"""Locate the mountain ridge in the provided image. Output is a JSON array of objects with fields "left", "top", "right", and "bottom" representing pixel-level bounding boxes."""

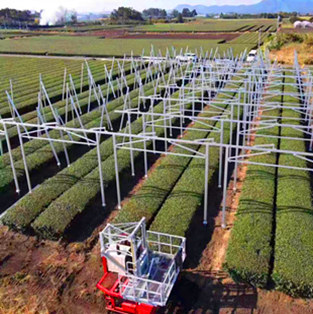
[{"left": 175, "top": 0, "right": 313, "bottom": 15}]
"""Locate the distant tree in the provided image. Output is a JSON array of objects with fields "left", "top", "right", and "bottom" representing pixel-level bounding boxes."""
[
  {"left": 182, "top": 8, "right": 191, "bottom": 17},
  {"left": 177, "top": 13, "right": 184, "bottom": 23},
  {"left": 191, "top": 9, "right": 197, "bottom": 17},
  {"left": 171, "top": 9, "right": 180, "bottom": 19},
  {"left": 268, "top": 13, "right": 277, "bottom": 19},
  {"left": 289, "top": 16, "right": 302, "bottom": 24},
  {"left": 142, "top": 8, "right": 167, "bottom": 19},
  {"left": 0, "top": 8, "right": 39, "bottom": 25},
  {"left": 70, "top": 10, "right": 77, "bottom": 24},
  {"left": 110, "top": 7, "right": 143, "bottom": 23}
]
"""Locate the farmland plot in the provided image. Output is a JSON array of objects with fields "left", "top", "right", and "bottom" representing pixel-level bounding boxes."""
[
  {"left": 134, "top": 20, "right": 276, "bottom": 32},
  {"left": 1, "top": 42, "right": 313, "bottom": 311}
]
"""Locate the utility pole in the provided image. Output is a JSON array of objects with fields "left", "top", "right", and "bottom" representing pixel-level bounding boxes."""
[{"left": 277, "top": 15, "right": 280, "bottom": 33}]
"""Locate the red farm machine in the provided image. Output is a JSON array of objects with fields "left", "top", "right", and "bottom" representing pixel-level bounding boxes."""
[{"left": 96, "top": 217, "right": 186, "bottom": 314}]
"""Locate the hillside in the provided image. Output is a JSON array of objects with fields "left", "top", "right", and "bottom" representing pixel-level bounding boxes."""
[{"left": 176, "top": 0, "right": 313, "bottom": 15}]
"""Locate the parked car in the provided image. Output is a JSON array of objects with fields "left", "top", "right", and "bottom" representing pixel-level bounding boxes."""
[{"left": 247, "top": 49, "right": 257, "bottom": 63}]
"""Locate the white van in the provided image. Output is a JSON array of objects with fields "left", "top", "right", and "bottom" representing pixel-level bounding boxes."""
[
  {"left": 176, "top": 53, "right": 198, "bottom": 62},
  {"left": 247, "top": 50, "right": 257, "bottom": 63}
]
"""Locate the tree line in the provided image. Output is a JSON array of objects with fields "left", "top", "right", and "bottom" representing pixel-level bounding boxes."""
[
  {"left": 206, "top": 11, "right": 304, "bottom": 19},
  {"left": 110, "top": 7, "right": 197, "bottom": 24},
  {"left": 0, "top": 8, "right": 40, "bottom": 25},
  {"left": 0, "top": 7, "right": 198, "bottom": 27},
  {"left": 5, "top": 6, "right": 306, "bottom": 27}
]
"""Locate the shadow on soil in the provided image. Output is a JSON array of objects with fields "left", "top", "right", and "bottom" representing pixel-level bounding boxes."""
[
  {"left": 160, "top": 167, "right": 258, "bottom": 313},
  {"left": 163, "top": 273, "right": 257, "bottom": 313}
]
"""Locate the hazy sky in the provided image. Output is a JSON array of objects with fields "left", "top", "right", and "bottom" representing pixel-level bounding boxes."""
[{"left": 1, "top": 0, "right": 262, "bottom": 13}]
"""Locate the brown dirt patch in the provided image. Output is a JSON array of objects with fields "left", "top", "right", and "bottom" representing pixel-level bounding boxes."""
[
  {"left": 119, "top": 32, "right": 239, "bottom": 41},
  {"left": 74, "top": 29, "right": 127, "bottom": 38},
  {"left": 74, "top": 30, "right": 240, "bottom": 41},
  {"left": 270, "top": 43, "right": 313, "bottom": 66},
  {"left": 197, "top": 163, "right": 247, "bottom": 273},
  {"left": 0, "top": 206, "right": 119, "bottom": 313},
  {"left": 270, "top": 46, "right": 298, "bottom": 65}
]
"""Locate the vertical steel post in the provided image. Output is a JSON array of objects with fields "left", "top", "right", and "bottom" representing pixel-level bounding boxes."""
[
  {"left": 127, "top": 112, "right": 135, "bottom": 176},
  {"left": 10, "top": 79, "right": 14, "bottom": 102},
  {"left": 218, "top": 120, "right": 224, "bottom": 188},
  {"left": 151, "top": 99, "right": 156, "bottom": 152},
  {"left": 163, "top": 98, "right": 168, "bottom": 151},
  {"left": 3, "top": 123, "right": 19, "bottom": 193},
  {"left": 142, "top": 115, "right": 148, "bottom": 178},
  {"left": 203, "top": 144, "right": 210, "bottom": 225},
  {"left": 80, "top": 63, "right": 84, "bottom": 93},
  {"left": 229, "top": 102, "right": 234, "bottom": 152},
  {"left": 88, "top": 77, "right": 92, "bottom": 112},
  {"left": 59, "top": 129, "right": 70, "bottom": 167},
  {"left": 233, "top": 121, "right": 241, "bottom": 191},
  {"left": 113, "top": 134, "right": 121, "bottom": 209},
  {"left": 96, "top": 132, "right": 106, "bottom": 207},
  {"left": 222, "top": 146, "right": 229, "bottom": 229},
  {"left": 62, "top": 68, "right": 67, "bottom": 101},
  {"left": 0, "top": 137, "right": 2, "bottom": 156},
  {"left": 17, "top": 125, "right": 32, "bottom": 193}
]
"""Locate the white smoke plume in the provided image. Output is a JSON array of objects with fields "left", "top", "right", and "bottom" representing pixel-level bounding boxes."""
[{"left": 40, "top": 6, "right": 76, "bottom": 26}]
